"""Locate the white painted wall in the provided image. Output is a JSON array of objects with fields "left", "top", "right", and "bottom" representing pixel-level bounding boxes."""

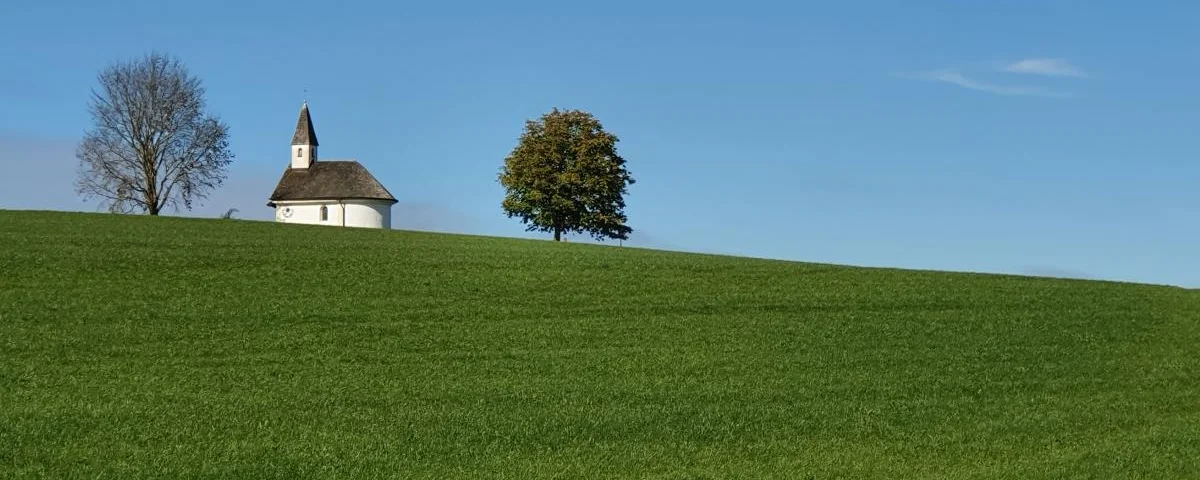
[
  {"left": 273, "top": 199, "right": 392, "bottom": 229},
  {"left": 343, "top": 201, "right": 392, "bottom": 229},
  {"left": 290, "top": 144, "right": 316, "bottom": 169},
  {"left": 274, "top": 201, "right": 330, "bottom": 225}
]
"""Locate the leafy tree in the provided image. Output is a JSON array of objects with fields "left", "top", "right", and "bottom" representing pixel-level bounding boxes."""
[
  {"left": 498, "top": 108, "right": 635, "bottom": 242},
  {"left": 75, "top": 52, "right": 233, "bottom": 215}
]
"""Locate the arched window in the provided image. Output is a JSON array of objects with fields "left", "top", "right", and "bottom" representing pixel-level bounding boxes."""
[
  {"left": 319, "top": 205, "right": 328, "bottom": 221},
  {"left": 297, "top": 148, "right": 303, "bottom": 158}
]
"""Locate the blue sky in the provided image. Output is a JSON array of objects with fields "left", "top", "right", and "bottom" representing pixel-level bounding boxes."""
[{"left": 2, "top": 1, "right": 1197, "bottom": 287}]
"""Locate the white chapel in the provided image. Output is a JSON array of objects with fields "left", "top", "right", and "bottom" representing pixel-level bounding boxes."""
[{"left": 267, "top": 102, "right": 397, "bottom": 228}]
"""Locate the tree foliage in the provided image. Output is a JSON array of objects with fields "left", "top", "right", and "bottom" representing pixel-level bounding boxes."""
[
  {"left": 498, "top": 108, "right": 635, "bottom": 242},
  {"left": 75, "top": 52, "right": 233, "bottom": 215}
]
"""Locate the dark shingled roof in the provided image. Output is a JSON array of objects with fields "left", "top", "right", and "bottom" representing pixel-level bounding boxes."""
[
  {"left": 268, "top": 161, "right": 397, "bottom": 205},
  {"left": 291, "top": 102, "right": 318, "bottom": 146}
]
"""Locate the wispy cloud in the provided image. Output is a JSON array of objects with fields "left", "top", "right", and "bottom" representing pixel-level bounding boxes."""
[
  {"left": 0, "top": 134, "right": 87, "bottom": 212},
  {"left": 391, "top": 201, "right": 479, "bottom": 234},
  {"left": 898, "top": 58, "right": 1087, "bottom": 98},
  {"left": 898, "top": 69, "right": 1071, "bottom": 98},
  {"left": 175, "top": 165, "right": 280, "bottom": 221},
  {"left": 0, "top": 133, "right": 286, "bottom": 221},
  {"left": 1004, "top": 58, "right": 1088, "bottom": 77}
]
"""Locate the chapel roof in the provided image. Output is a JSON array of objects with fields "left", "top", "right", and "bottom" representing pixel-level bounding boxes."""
[
  {"left": 267, "top": 161, "right": 397, "bottom": 205},
  {"left": 291, "top": 101, "right": 318, "bottom": 146}
]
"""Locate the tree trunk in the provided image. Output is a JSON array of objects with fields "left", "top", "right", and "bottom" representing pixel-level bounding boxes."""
[
  {"left": 553, "top": 227, "right": 561, "bottom": 242},
  {"left": 146, "top": 171, "right": 159, "bottom": 215}
]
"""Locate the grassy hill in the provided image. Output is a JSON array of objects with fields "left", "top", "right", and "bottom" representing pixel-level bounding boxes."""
[{"left": 1, "top": 209, "right": 1198, "bottom": 478}]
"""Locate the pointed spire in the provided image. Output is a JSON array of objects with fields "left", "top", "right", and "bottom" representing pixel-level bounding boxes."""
[{"left": 291, "top": 101, "right": 318, "bottom": 146}]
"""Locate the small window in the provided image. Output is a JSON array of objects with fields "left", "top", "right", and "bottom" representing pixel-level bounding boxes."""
[
  {"left": 319, "top": 205, "right": 328, "bottom": 221},
  {"left": 297, "top": 148, "right": 303, "bottom": 158}
]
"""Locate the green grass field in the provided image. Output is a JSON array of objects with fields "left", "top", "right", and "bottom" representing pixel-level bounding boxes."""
[{"left": 1, "top": 209, "right": 1198, "bottom": 478}]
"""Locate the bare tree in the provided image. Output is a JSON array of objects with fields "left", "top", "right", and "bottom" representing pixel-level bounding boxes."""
[{"left": 75, "top": 52, "right": 234, "bottom": 215}]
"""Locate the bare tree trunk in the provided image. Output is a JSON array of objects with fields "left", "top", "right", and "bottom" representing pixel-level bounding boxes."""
[{"left": 146, "top": 174, "right": 159, "bottom": 215}]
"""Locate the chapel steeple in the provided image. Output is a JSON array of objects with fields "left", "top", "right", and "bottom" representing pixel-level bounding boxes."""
[{"left": 291, "top": 101, "right": 318, "bottom": 169}]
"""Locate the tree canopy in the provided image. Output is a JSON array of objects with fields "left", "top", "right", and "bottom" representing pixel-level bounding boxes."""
[
  {"left": 498, "top": 108, "right": 635, "bottom": 242},
  {"left": 75, "top": 52, "right": 233, "bottom": 215}
]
